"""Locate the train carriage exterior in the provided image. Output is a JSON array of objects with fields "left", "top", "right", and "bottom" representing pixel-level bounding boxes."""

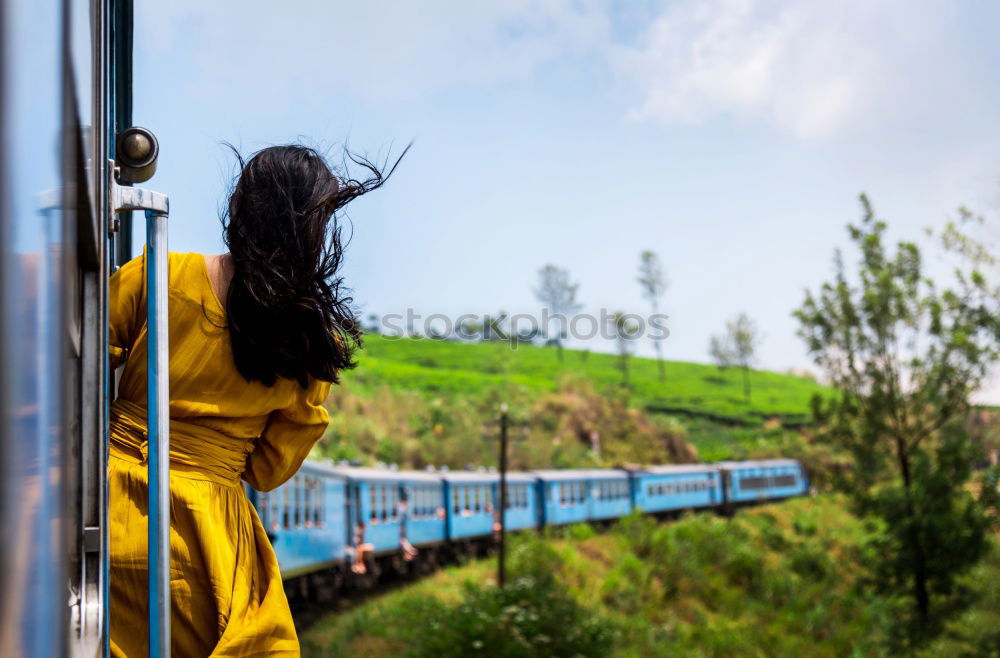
[
  {"left": 399, "top": 471, "right": 448, "bottom": 548},
  {"left": 335, "top": 467, "right": 444, "bottom": 557},
  {"left": 499, "top": 473, "right": 539, "bottom": 532},
  {"left": 441, "top": 471, "right": 537, "bottom": 540},
  {"left": 719, "top": 459, "right": 809, "bottom": 504},
  {"left": 1, "top": 0, "right": 144, "bottom": 654},
  {"left": 633, "top": 464, "right": 722, "bottom": 513},
  {"left": 250, "top": 461, "right": 348, "bottom": 579},
  {"left": 533, "top": 470, "right": 632, "bottom": 526}
]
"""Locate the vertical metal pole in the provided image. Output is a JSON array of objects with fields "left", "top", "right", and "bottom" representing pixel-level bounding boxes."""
[
  {"left": 497, "top": 404, "right": 508, "bottom": 589},
  {"left": 145, "top": 209, "right": 170, "bottom": 658}
]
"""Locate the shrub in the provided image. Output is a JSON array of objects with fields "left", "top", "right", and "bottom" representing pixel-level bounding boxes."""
[{"left": 411, "top": 537, "right": 616, "bottom": 658}]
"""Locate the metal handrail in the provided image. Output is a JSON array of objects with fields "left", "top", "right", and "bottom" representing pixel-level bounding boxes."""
[{"left": 110, "top": 168, "right": 170, "bottom": 658}]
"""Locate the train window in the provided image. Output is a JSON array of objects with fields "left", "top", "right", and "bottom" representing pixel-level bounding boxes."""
[
  {"left": 301, "top": 479, "right": 310, "bottom": 528},
  {"left": 300, "top": 478, "right": 307, "bottom": 526},
  {"left": 260, "top": 492, "right": 270, "bottom": 528},
  {"left": 303, "top": 479, "right": 310, "bottom": 527},
  {"left": 773, "top": 474, "right": 796, "bottom": 487},
  {"left": 283, "top": 486, "right": 291, "bottom": 529},
  {"left": 452, "top": 488, "right": 459, "bottom": 513},
  {"left": 740, "top": 476, "right": 769, "bottom": 490},
  {"left": 291, "top": 478, "right": 299, "bottom": 528},
  {"left": 314, "top": 479, "right": 322, "bottom": 526}
]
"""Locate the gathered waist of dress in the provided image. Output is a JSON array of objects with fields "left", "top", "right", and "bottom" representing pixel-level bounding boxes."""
[{"left": 109, "top": 398, "right": 255, "bottom": 487}]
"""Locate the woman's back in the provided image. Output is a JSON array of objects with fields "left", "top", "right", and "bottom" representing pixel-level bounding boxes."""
[
  {"left": 107, "top": 251, "right": 330, "bottom": 657},
  {"left": 109, "top": 251, "right": 330, "bottom": 490}
]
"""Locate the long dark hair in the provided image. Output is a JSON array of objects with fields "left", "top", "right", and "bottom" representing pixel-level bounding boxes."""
[{"left": 222, "top": 143, "right": 404, "bottom": 388}]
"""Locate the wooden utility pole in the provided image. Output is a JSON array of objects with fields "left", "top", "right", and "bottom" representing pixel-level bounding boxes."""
[{"left": 497, "top": 403, "right": 509, "bottom": 588}]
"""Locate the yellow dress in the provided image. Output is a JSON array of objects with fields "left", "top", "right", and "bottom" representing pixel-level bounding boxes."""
[{"left": 108, "top": 251, "right": 332, "bottom": 657}]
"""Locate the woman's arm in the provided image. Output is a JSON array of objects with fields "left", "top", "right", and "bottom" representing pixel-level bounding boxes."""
[{"left": 243, "top": 378, "right": 333, "bottom": 492}]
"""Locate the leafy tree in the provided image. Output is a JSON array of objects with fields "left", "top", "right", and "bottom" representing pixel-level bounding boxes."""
[
  {"left": 709, "top": 312, "right": 761, "bottom": 404},
  {"left": 534, "top": 264, "right": 583, "bottom": 362},
  {"left": 794, "top": 196, "right": 1000, "bottom": 643},
  {"left": 637, "top": 250, "right": 669, "bottom": 381}
]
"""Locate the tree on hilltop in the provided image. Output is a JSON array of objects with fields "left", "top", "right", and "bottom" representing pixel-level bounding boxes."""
[
  {"left": 709, "top": 312, "right": 761, "bottom": 404},
  {"left": 637, "top": 250, "right": 669, "bottom": 381},
  {"left": 534, "top": 264, "right": 583, "bottom": 362}
]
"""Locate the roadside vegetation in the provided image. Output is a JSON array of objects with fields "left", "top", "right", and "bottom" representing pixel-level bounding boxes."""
[
  {"left": 306, "top": 197, "right": 1000, "bottom": 654},
  {"left": 300, "top": 496, "right": 1000, "bottom": 657}
]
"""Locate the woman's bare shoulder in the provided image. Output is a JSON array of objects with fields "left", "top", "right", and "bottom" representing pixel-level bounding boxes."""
[{"left": 203, "top": 253, "right": 234, "bottom": 305}]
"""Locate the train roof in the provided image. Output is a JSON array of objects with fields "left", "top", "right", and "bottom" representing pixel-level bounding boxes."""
[
  {"left": 531, "top": 469, "right": 628, "bottom": 481},
  {"left": 716, "top": 459, "right": 802, "bottom": 469},
  {"left": 298, "top": 459, "right": 350, "bottom": 479},
  {"left": 636, "top": 464, "right": 721, "bottom": 475},
  {"left": 327, "top": 466, "right": 444, "bottom": 483},
  {"left": 439, "top": 471, "right": 536, "bottom": 483}
]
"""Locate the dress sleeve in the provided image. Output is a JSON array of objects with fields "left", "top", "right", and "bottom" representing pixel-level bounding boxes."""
[
  {"left": 243, "top": 378, "right": 333, "bottom": 492},
  {"left": 108, "top": 254, "right": 145, "bottom": 370}
]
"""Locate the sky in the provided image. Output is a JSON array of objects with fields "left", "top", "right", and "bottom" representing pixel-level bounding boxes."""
[{"left": 133, "top": 0, "right": 1000, "bottom": 402}]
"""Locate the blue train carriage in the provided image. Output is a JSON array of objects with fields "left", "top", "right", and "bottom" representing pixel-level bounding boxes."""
[
  {"left": 442, "top": 472, "right": 498, "bottom": 541},
  {"left": 499, "top": 473, "right": 540, "bottom": 531},
  {"left": 631, "top": 464, "right": 723, "bottom": 514},
  {"left": 719, "top": 459, "right": 809, "bottom": 504},
  {"left": 441, "top": 471, "right": 538, "bottom": 540},
  {"left": 533, "top": 469, "right": 632, "bottom": 526},
  {"left": 334, "top": 467, "right": 446, "bottom": 559},
  {"left": 249, "top": 460, "right": 349, "bottom": 579}
]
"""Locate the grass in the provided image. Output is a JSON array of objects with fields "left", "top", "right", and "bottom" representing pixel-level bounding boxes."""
[
  {"left": 299, "top": 496, "right": 914, "bottom": 657},
  {"left": 345, "top": 335, "right": 828, "bottom": 426}
]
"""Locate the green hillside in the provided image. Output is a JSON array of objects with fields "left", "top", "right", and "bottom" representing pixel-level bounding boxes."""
[{"left": 344, "top": 335, "right": 827, "bottom": 425}]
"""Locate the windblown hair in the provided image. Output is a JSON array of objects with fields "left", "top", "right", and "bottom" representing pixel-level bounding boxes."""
[{"left": 222, "top": 143, "right": 403, "bottom": 388}]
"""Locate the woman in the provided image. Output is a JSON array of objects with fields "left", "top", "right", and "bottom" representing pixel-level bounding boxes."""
[{"left": 107, "top": 145, "right": 398, "bottom": 656}]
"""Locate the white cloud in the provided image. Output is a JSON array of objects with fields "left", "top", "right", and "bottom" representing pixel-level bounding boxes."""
[
  {"left": 138, "top": 0, "right": 969, "bottom": 143},
  {"left": 616, "top": 0, "right": 944, "bottom": 140}
]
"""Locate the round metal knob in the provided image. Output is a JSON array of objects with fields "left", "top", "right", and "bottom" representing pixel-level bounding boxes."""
[
  {"left": 115, "top": 126, "right": 159, "bottom": 183},
  {"left": 122, "top": 132, "right": 153, "bottom": 162}
]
